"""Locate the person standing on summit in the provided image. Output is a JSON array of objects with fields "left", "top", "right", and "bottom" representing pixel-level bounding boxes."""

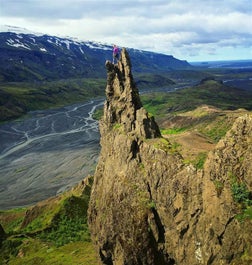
[{"left": 112, "top": 44, "right": 120, "bottom": 64}]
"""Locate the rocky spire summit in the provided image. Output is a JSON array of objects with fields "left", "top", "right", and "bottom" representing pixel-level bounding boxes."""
[{"left": 103, "top": 48, "right": 160, "bottom": 138}]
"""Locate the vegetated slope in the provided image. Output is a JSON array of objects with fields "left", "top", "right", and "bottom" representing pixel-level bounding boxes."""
[
  {"left": 0, "top": 177, "right": 98, "bottom": 265},
  {"left": 141, "top": 78, "right": 252, "bottom": 118},
  {"left": 0, "top": 78, "right": 106, "bottom": 121},
  {"left": 141, "top": 76, "right": 252, "bottom": 175},
  {"left": 160, "top": 106, "right": 251, "bottom": 165}
]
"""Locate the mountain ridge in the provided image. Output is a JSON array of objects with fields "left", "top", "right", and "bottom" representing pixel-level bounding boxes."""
[
  {"left": 0, "top": 26, "right": 191, "bottom": 82},
  {"left": 0, "top": 26, "right": 192, "bottom": 122}
]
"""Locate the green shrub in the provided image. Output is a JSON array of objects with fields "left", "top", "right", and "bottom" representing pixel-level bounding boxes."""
[
  {"left": 231, "top": 182, "right": 250, "bottom": 204},
  {"left": 0, "top": 238, "right": 22, "bottom": 263},
  {"left": 113, "top": 123, "right": 122, "bottom": 130},
  {"left": 236, "top": 206, "right": 252, "bottom": 222},
  {"left": 213, "top": 180, "right": 224, "bottom": 197},
  {"left": 92, "top": 107, "right": 103, "bottom": 120},
  {"left": 230, "top": 177, "right": 252, "bottom": 222},
  {"left": 193, "top": 152, "right": 207, "bottom": 169},
  {"left": 147, "top": 200, "right": 156, "bottom": 210},
  {"left": 38, "top": 196, "right": 91, "bottom": 247},
  {"left": 39, "top": 216, "right": 90, "bottom": 247}
]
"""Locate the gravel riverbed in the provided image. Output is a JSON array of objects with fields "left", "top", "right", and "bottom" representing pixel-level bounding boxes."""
[{"left": 0, "top": 99, "right": 103, "bottom": 209}]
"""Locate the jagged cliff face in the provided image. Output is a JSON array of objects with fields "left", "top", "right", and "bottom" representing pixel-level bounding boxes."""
[{"left": 88, "top": 48, "right": 252, "bottom": 265}]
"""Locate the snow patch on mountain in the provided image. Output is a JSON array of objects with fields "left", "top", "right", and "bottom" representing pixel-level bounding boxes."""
[
  {"left": 6, "top": 38, "right": 31, "bottom": 50},
  {"left": 85, "top": 42, "right": 111, "bottom": 51},
  {"left": 1, "top": 25, "right": 113, "bottom": 52},
  {"left": 61, "top": 40, "right": 72, "bottom": 50},
  {"left": 40, "top": 47, "right": 47, "bottom": 52},
  {"left": 0, "top": 25, "right": 44, "bottom": 36}
]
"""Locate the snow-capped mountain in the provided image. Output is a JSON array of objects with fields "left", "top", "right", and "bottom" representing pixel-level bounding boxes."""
[
  {"left": 0, "top": 25, "right": 191, "bottom": 82},
  {"left": 1, "top": 25, "right": 111, "bottom": 52},
  {"left": 0, "top": 25, "right": 45, "bottom": 36}
]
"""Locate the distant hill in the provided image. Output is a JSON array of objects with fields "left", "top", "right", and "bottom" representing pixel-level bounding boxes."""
[
  {"left": 141, "top": 78, "right": 252, "bottom": 118},
  {"left": 0, "top": 26, "right": 191, "bottom": 82}
]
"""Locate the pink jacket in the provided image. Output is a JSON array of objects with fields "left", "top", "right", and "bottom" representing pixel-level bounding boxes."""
[{"left": 113, "top": 46, "right": 119, "bottom": 55}]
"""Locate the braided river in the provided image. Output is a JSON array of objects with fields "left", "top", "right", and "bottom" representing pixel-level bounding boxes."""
[{"left": 0, "top": 99, "right": 104, "bottom": 209}]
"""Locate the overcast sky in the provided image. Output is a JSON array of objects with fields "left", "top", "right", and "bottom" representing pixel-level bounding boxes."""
[{"left": 0, "top": 0, "right": 251, "bottom": 61}]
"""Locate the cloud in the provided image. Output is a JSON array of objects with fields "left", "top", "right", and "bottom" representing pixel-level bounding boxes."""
[{"left": 1, "top": 0, "right": 252, "bottom": 61}]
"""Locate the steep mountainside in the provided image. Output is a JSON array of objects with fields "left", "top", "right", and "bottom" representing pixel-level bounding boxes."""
[
  {"left": 88, "top": 48, "right": 252, "bottom": 264},
  {"left": 0, "top": 28, "right": 191, "bottom": 82},
  {"left": 0, "top": 27, "right": 192, "bottom": 122}
]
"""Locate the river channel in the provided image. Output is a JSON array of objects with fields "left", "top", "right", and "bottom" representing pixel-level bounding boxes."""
[{"left": 0, "top": 99, "right": 104, "bottom": 209}]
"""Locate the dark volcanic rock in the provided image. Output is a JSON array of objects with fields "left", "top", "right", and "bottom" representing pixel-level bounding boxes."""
[{"left": 0, "top": 224, "right": 6, "bottom": 247}]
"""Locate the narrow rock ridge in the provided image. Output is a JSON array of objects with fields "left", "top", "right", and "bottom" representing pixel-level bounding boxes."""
[
  {"left": 102, "top": 48, "right": 160, "bottom": 138},
  {"left": 88, "top": 48, "right": 252, "bottom": 265}
]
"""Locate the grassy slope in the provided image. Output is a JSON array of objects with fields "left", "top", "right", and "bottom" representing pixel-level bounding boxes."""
[
  {"left": 141, "top": 79, "right": 252, "bottom": 117},
  {"left": 0, "top": 177, "right": 98, "bottom": 265},
  {"left": 140, "top": 78, "right": 252, "bottom": 170},
  {"left": 0, "top": 78, "right": 106, "bottom": 122}
]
